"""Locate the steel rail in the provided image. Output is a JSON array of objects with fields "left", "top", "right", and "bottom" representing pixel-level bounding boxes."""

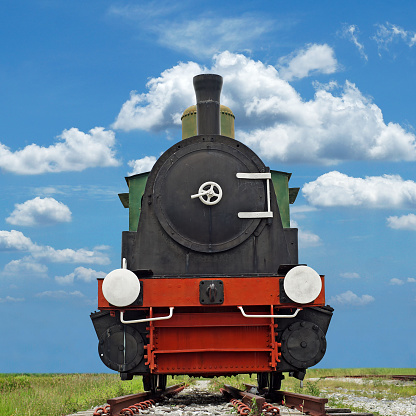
[
  {"left": 102, "top": 382, "right": 186, "bottom": 416},
  {"left": 277, "top": 390, "right": 328, "bottom": 416},
  {"left": 221, "top": 384, "right": 268, "bottom": 416}
]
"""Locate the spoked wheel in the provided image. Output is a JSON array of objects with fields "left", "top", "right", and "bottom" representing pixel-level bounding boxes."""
[{"left": 257, "top": 372, "right": 284, "bottom": 392}]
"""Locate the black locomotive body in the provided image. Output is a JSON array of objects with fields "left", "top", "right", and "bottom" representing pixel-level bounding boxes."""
[{"left": 91, "top": 74, "right": 333, "bottom": 391}]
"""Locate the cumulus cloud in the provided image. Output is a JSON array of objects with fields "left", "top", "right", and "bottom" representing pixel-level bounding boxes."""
[
  {"left": 303, "top": 172, "right": 416, "bottom": 208},
  {"left": 55, "top": 266, "right": 106, "bottom": 285},
  {"left": 113, "top": 51, "right": 416, "bottom": 165},
  {"left": 340, "top": 272, "right": 360, "bottom": 279},
  {"left": 2, "top": 257, "right": 48, "bottom": 278},
  {"left": 128, "top": 156, "right": 157, "bottom": 175},
  {"left": 387, "top": 213, "right": 416, "bottom": 231},
  {"left": 329, "top": 290, "right": 375, "bottom": 306},
  {"left": 6, "top": 197, "right": 72, "bottom": 227},
  {"left": 408, "top": 278, "right": 416, "bottom": 283},
  {"left": 0, "top": 230, "right": 110, "bottom": 265},
  {"left": 373, "top": 22, "right": 416, "bottom": 54},
  {"left": 112, "top": 61, "right": 202, "bottom": 132},
  {"left": 340, "top": 24, "right": 368, "bottom": 61},
  {"left": 0, "top": 127, "right": 120, "bottom": 175},
  {"left": 277, "top": 43, "right": 338, "bottom": 81}
]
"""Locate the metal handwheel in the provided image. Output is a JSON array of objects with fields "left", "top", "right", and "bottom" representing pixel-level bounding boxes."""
[{"left": 191, "top": 181, "right": 223, "bottom": 205}]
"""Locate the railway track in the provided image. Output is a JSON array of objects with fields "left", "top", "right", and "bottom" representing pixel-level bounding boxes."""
[{"left": 66, "top": 380, "right": 378, "bottom": 416}]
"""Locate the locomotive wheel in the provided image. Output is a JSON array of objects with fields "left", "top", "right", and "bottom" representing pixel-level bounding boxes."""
[
  {"left": 142, "top": 374, "right": 155, "bottom": 392},
  {"left": 158, "top": 374, "right": 167, "bottom": 391},
  {"left": 257, "top": 373, "right": 268, "bottom": 390},
  {"left": 143, "top": 374, "right": 167, "bottom": 392},
  {"left": 269, "top": 372, "right": 284, "bottom": 391},
  {"left": 257, "top": 372, "right": 284, "bottom": 391}
]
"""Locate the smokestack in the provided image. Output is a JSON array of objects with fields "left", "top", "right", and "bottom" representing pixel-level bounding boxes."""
[{"left": 193, "top": 74, "right": 223, "bottom": 135}]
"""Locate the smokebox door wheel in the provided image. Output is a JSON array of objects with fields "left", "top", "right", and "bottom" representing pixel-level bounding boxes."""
[{"left": 191, "top": 181, "right": 223, "bottom": 205}]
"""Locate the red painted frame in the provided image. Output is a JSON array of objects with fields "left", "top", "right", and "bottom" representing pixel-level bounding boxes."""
[{"left": 97, "top": 275, "right": 326, "bottom": 375}]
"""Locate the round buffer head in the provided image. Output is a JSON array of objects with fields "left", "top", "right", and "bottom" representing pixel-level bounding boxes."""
[
  {"left": 283, "top": 265, "right": 322, "bottom": 304},
  {"left": 102, "top": 268, "right": 140, "bottom": 307}
]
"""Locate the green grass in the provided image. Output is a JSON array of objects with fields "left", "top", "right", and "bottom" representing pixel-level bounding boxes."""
[
  {"left": 0, "top": 373, "right": 190, "bottom": 416},
  {"left": 209, "top": 368, "right": 415, "bottom": 416},
  {"left": 0, "top": 370, "right": 414, "bottom": 416}
]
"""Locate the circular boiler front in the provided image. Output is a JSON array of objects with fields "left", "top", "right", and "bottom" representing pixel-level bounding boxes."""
[{"left": 153, "top": 136, "right": 268, "bottom": 253}]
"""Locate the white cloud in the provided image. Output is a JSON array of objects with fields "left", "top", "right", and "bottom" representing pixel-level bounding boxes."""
[
  {"left": 112, "top": 61, "right": 203, "bottom": 132},
  {"left": 0, "top": 230, "right": 110, "bottom": 265},
  {"left": 55, "top": 266, "right": 106, "bottom": 285},
  {"left": 277, "top": 44, "right": 338, "bottom": 81},
  {"left": 3, "top": 257, "right": 48, "bottom": 278},
  {"left": 390, "top": 278, "right": 405, "bottom": 285},
  {"left": 291, "top": 205, "right": 318, "bottom": 214},
  {"left": 0, "top": 127, "right": 120, "bottom": 175},
  {"left": 408, "top": 278, "right": 416, "bottom": 283},
  {"left": 128, "top": 156, "right": 157, "bottom": 175},
  {"left": 373, "top": 22, "right": 416, "bottom": 54},
  {"left": 329, "top": 290, "right": 375, "bottom": 306},
  {"left": 155, "top": 16, "right": 274, "bottom": 58},
  {"left": 340, "top": 272, "right": 360, "bottom": 279},
  {"left": 109, "top": 6, "right": 275, "bottom": 58},
  {"left": 291, "top": 205, "right": 318, "bottom": 221},
  {"left": 6, "top": 197, "right": 72, "bottom": 227},
  {"left": 0, "top": 230, "right": 34, "bottom": 251},
  {"left": 35, "top": 290, "right": 85, "bottom": 299},
  {"left": 0, "top": 296, "right": 25, "bottom": 303},
  {"left": 33, "top": 187, "right": 65, "bottom": 197},
  {"left": 341, "top": 24, "right": 368, "bottom": 61},
  {"left": 290, "top": 220, "right": 321, "bottom": 248},
  {"left": 303, "top": 172, "right": 416, "bottom": 208},
  {"left": 387, "top": 213, "right": 416, "bottom": 231},
  {"left": 113, "top": 51, "right": 416, "bottom": 165}
]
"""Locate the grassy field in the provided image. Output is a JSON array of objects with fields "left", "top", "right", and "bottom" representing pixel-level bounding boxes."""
[
  {"left": 0, "top": 373, "right": 191, "bottom": 416},
  {"left": 0, "top": 370, "right": 414, "bottom": 416},
  {"left": 210, "top": 368, "right": 416, "bottom": 416}
]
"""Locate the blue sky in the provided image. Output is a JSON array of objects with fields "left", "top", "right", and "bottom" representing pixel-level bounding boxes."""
[{"left": 1, "top": 0, "right": 416, "bottom": 373}]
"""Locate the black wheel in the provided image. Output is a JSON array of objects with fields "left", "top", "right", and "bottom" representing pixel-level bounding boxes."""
[
  {"left": 257, "top": 373, "right": 268, "bottom": 390},
  {"left": 143, "top": 374, "right": 157, "bottom": 392},
  {"left": 269, "top": 372, "right": 284, "bottom": 391},
  {"left": 257, "top": 372, "right": 284, "bottom": 391},
  {"left": 142, "top": 374, "right": 152, "bottom": 391},
  {"left": 158, "top": 374, "right": 167, "bottom": 391}
]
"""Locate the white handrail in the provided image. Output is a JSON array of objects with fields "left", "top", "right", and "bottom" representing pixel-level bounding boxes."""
[
  {"left": 238, "top": 306, "right": 301, "bottom": 319},
  {"left": 120, "top": 307, "right": 174, "bottom": 324}
]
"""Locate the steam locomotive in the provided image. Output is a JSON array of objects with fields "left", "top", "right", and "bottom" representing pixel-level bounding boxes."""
[{"left": 91, "top": 74, "right": 333, "bottom": 392}]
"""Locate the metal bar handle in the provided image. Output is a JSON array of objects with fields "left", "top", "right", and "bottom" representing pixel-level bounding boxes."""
[
  {"left": 120, "top": 307, "right": 174, "bottom": 324},
  {"left": 238, "top": 306, "right": 301, "bottom": 319}
]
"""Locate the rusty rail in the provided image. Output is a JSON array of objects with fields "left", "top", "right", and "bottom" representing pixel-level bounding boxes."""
[
  {"left": 278, "top": 390, "right": 328, "bottom": 416},
  {"left": 220, "top": 384, "right": 280, "bottom": 416},
  {"left": 94, "top": 382, "right": 186, "bottom": 416},
  {"left": 221, "top": 384, "right": 266, "bottom": 415}
]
